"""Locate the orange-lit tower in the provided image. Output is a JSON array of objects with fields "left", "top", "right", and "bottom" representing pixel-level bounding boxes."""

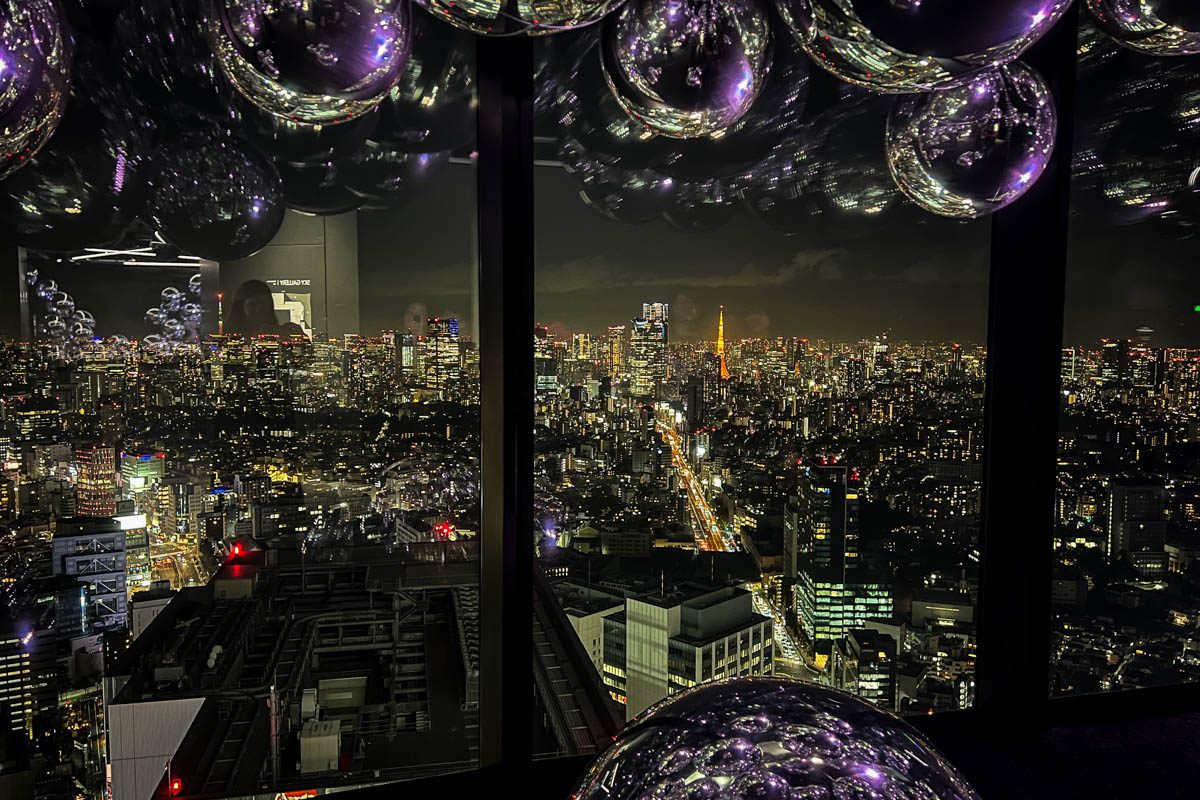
[{"left": 717, "top": 305, "right": 730, "bottom": 381}]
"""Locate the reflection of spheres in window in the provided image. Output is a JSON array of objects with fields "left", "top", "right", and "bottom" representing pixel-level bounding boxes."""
[
  {"left": 777, "top": 0, "right": 1070, "bottom": 93},
  {"left": 416, "top": 0, "right": 623, "bottom": 36},
  {"left": 886, "top": 62, "right": 1057, "bottom": 219},
  {"left": 375, "top": 8, "right": 476, "bottom": 153},
  {"left": 161, "top": 287, "right": 184, "bottom": 313},
  {"left": 807, "top": 99, "right": 897, "bottom": 218},
  {"left": 149, "top": 131, "right": 286, "bottom": 262},
  {"left": 0, "top": 0, "right": 73, "bottom": 180},
  {"left": 0, "top": 90, "right": 149, "bottom": 253},
  {"left": 602, "top": 0, "right": 774, "bottom": 139},
  {"left": 575, "top": 678, "right": 980, "bottom": 800},
  {"left": 209, "top": 0, "right": 413, "bottom": 124},
  {"left": 1086, "top": 0, "right": 1200, "bottom": 56}
]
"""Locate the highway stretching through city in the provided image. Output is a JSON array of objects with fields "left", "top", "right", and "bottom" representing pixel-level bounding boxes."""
[{"left": 657, "top": 420, "right": 733, "bottom": 552}]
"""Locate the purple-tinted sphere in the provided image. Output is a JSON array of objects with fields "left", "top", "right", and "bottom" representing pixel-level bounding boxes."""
[
  {"left": 886, "top": 61, "right": 1057, "bottom": 219},
  {"left": 209, "top": 0, "right": 413, "bottom": 124},
  {"left": 150, "top": 131, "right": 286, "bottom": 261},
  {"left": 416, "top": 0, "right": 624, "bottom": 36},
  {"left": 576, "top": 678, "right": 979, "bottom": 800},
  {"left": 0, "top": 0, "right": 72, "bottom": 180},
  {"left": 602, "top": 0, "right": 773, "bottom": 139},
  {"left": 778, "top": 0, "right": 1071, "bottom": 93},
  {"left": 1087, "top": 0, "right": 1200, "bottom": 56}
]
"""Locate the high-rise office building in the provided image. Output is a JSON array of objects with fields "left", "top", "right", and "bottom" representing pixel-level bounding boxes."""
[
  {"left": 600, "top": 582, "right": 772, "bottom": 720},
  {"left": 629, "top": 303, "right": 668, "bottom": 400},
  {"left": 119, "top": 452, "right": 165, "bottom": 493},
  {"left": 423, "top": 317, "right": 461, "bottom": 398},
  {"left": 790, "top": 461, "right": 893, "bottom": 659},
  {"left": 0, "top": 621, "right": 32, "bottom": 738},
  {"left": 606, "top": 325, "right": 626, "bottom": 382},
  {"left": 50, "top": 518, "right": 129, "bottom": 630},
  {"left": 534, "top": 325, "right": 559, "bottom": 394},
  {"left": 75, "top": 445, "right": 117, "bottom": 517},
  {"left": 1106, "top": 480, "right": 1168, "bottom": 577},
  {"left": 831, "top": 628, "right": 898, "bottom": 711}
]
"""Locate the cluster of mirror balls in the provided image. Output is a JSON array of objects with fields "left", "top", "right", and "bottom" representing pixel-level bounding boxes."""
[
  {"left": 0, "top": 0, "right": 1198, "bottom": 267},
  {"left": 144, "top": 275, "right": 204, "bottom": 353},
  {"left": 576, "top": 678, "right": 980, "bottom": 800},
  {"left": 26, "top": 268, "right": 96, "bottom": 357}
]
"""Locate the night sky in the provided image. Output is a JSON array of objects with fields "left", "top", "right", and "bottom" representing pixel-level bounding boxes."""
[{"left": 358, "top": 160, "right": 1200, "bottom": 348}]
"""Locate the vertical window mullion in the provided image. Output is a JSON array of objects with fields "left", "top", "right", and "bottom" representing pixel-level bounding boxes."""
[
  {"left": 476, "top": 34, "right": 536, "bottom": 772},
  {"left": 975, "top": 5, "right": 1080, "bottom": 720}
]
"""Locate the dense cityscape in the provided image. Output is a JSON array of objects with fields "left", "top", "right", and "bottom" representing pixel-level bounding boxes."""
[{"left": 1, "top": 286, "right": 1197, "bottom": 798}]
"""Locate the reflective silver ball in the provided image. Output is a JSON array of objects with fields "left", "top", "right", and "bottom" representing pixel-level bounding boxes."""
[
  {"left": 778, "top": 0, "right": 1071, "bottom": 93},
  {"left": 576, "top": 678, "right": 979, "bottom": 800},
  {"left": 416, "top": 0, "right": 624, "bottom": 36},
  {"left": 1086, "top": 0, "right": 1200, "bottom": 56},
  {"left": 160, "top": 286, "right": 184, "bottom": 313},
  {"left": 886, "top": 62, "right": 1057, "bottom": 219},
  {"left": 150, "top": 130, "right": 286, "bottom": 262},
  {"left": 0, "top": 0, "right": 73, "bottom": 180},
  {"left": 209, "top": 0, "right": 413, "bottom": 124},
  {"left": 602, "top": 0, "right": 773, "bottom": 139}
]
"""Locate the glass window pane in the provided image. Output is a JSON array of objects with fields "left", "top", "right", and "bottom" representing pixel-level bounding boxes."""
[
  {"left": 0, "top": 5, "right": 479, "bottom": 795},
  {"left": 1053, "top": 18, "right": 1200, "bottom": 697},
  {"left": 532, "top": 23, "right": 991, "bottom": 747}
]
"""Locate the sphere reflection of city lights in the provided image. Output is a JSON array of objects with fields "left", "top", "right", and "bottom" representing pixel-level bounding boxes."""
[
  {"left": 150, "top": 131, "right": 286, "bottom": 262},
  {"left": 209, "top": 0, "right": 413, "bottom": 125},
  {"left": 0, "top": 0, "right": 73, "bottom": 180},
  {"left": 1087, "top": 0, "right": 1200, "bottom": 56},
  {"left": 886, "top": 62, "right": 1057, "bottom": 219},
  {"left": 417, "top": 0, "right": 624, "bottom": 36},
  {"left": 602, "top": 0, "right": 773, "bottom": 139},
  {"left": 0, "top": 99, "right": 147, "bottom": 252},
  {"left": 777, "top": 0, "right": 1070, "bottom": 93},
  {"left": 576, "top": 678, "right": 979, "bottom": 800}
]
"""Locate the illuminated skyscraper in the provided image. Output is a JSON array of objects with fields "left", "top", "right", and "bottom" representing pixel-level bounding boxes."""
[
  {"left": 572, "top": 333, "right": 592, "bottom": 361},
  {"left": 717, "top": 305, "right": 730, "bottom": 381},
  {"left": 629, "top": 303, "right": 669, "bottom": 400},
  {"left": 607, "top": 325, "right": 626, "bottom": 382},
  {"left": 75, "top": 445, "right": 117, "bottom": 517},
  {"left": 0, "top": 621, "right": 32, "bottom": 737},
  {"left": 790, "top": 460, "right": 892, "bottom": 661},
  {"left": 423, "top": 317, "right": 461, "bottom": 398},
  {"left": 1106, "top": 480, "right": 1167, "bottom": 577}
]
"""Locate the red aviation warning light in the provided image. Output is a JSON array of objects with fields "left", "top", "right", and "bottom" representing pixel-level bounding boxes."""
[
  {"left": 434, "top": 522, "right": 454, "bottom": 541},
  {"left": 169, "top": 778, "right": 182, "bottom": 796}
]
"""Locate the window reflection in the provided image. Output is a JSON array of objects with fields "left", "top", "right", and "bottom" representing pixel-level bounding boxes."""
[
  {"left": 1053, "top": 19, "right": 1200, "bottom": 696},
  {"left": 0, "top": 5, "right": 479, "bottom": 798}
]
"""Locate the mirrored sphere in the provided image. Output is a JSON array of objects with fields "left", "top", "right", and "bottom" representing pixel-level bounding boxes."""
[
  {"left": 1086, "top": 0, "right": 1200, "bottom": 56},
  {"left": 180, "top": 303, "right": 203, "bottom": 324},
  {"left": 114, "top": 0, "right": 234, "bottom": 118},
  {"left": 576, "top": 679, "right": 979, "bottom": 800},
  {"left": 150, "top": 131, "right": 286, "bottom": 261},
  {"left": 71, "top": 309, "right": 95, "bottom": 327},
  {"left": 0, "top": 98, "right": 147, "bottom": 252},
  {"left": 417, "top": 0, "right": 624, "bottom": 36},
  {"left": 663, "top": 177, "right": 738, "bottom": 231},
  {"left": 886, "top": 62, "right": 1057, "bottom": 219},
  {"left": 145, "top": 307, "right": 166, "bottom": 326},
  {"left": 209, "top": 0, "right": 413, "bottom": 125},
  {"left": 778, "top": 0, "right": 1071, "bottom": 93},
  {"left": 160, "top": 286, "right": 184, "bottom": 312},
  {"left": 188, "top": 273, "right": 203, "bottom": 294},
  {"left": 68, "top": 320, "right": 92, "bottom": 338},
  {"left": 342, "top": 146, "right": 448, "bottom": 210},
  {"left": 26, "top": 268, "right": 38, "bottom": 286},
  {"left": 50, "top": 292, "right": 75, "bottom": 318},
  {"left": 279, "top": 159, "right": 365, "bottom": 216},
  {"left": 36, "top": 279, "right": 57, "bottom": 301},
  {"left": 373, "top": 8, "right": 476, "bottom": 153},
  {"left": 810, "top": 99, "right": 897, "bottom": 217},
  {"left": 561, "top": 137, "right": 672, "bottom": 224},
  {"left": 44, "top": 316, "right": 66, "bottom": 337},
  {"left": 0, "top": 0, "right": 73, "bottom": 180},
  {"left": 162, "top": 318, "right": 186, "bottom": 340},
  {"left": 602, "top": 0, "right": 773, "bottom": 139}
]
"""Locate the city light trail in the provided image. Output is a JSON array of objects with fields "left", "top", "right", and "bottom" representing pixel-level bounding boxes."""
[{"left": 656, "top": 419, "right": 734, "bottom": 553}]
